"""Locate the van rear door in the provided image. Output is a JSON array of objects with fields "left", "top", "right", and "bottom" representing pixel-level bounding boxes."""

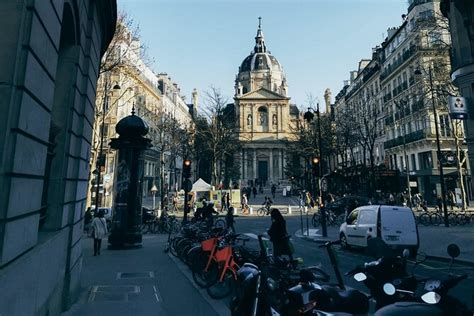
[{"left": 379, "top": 206, "right": 418, "bottom": 246}]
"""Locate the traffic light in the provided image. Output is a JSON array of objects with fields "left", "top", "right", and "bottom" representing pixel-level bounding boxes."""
[
  {"left": 183, "top": 159, "right": 192, "bottom": 178},
  {"left": 311, "top": 157, "right": 320, "bottom": 177}
]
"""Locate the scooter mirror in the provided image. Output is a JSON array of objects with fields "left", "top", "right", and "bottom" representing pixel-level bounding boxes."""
[
  {"left": 421, "top": 291, "right": 441, "bottom": 304},
  {"left": 354, "top": 272, "right": 367, "bottom": 282},
  {"left": 402, "top": 249, "right": 410, "bottom": 258},
  {"left": 447, "top": 244, "right": 460, "bottom": 259},
  {"left": 383, "top": 283, "right": 396, "bottom": 295}
]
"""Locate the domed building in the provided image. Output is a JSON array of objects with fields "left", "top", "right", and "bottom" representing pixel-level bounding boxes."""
[{"left": 234, "top": 18, "right": 299, "bottom": 186}]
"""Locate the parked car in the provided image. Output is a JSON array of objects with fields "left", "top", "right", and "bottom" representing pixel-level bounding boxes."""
[
  {"left": 326, "top": 195, "right": 369, "bottom": 215},
  {"left": 339, "top": 205, "right": 419, "bottom": 256}
]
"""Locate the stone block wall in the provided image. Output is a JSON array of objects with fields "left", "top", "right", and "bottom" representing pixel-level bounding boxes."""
[{"left": 0, "top": 1, "right": 116, "bottom": 315}]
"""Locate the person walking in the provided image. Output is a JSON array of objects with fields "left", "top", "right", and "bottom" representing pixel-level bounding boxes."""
[
  {"left": 172, "top": 194, "right": 179, "bottom": 213},
  {"left": 226, "top": 206, "right": 236, "bottom": 233},
  {"left": 241, "top": 193, "right": 249, "bottom": 215},
  {"left": 89, "top": 209, "right": 108, "bottom": 256},
  {"left": 221, "top": 193, "right": 227, "bottom": 213},
  {"left": 252, "top": 186, "right": 257, "bottom": 199},
  {"left": 267, "top": 209, "right": 293, "bottom": 260},
  {"left": 271, "top": 184, "right": 276, "bottom": 199}
]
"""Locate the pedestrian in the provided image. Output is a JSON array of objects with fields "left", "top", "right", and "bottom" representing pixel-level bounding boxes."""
[
  {"left": 252, "top": 186, "right": 257, "bottom": 198},
  {"left": 448, "top": 191, "right": 456, "bottom": 210},
  {"left": 84, "top": 207, "right": 93, "bottom": 231},
  {"left": 221, "top": 193, "right": 227, "bottom": 213},
  {"left": 172, "top": 194, "right": 179, "bottom": 213},
  {"left": 241, "top": 193, "right": 249, "bottom": 214},
  {"left": 271, "top": 184, "right": 276, "bottom": 199},
  {"left": 436, "top": 196, "right": 443, "bottom": 212},
  {"left": 225, "top": 192, "right": 231, "bottom": 210},
  {"left": 226, "top": 207, "right": 235, "bottom": 233},
  {"left": 267, "top": 209, "right": 293, "bottom": 261},
  {"left": 246, "top": 187, "right": 252, "bottom": 202},
  {"left": 89, "top": 209, "right": 108, "bottom": 256}
]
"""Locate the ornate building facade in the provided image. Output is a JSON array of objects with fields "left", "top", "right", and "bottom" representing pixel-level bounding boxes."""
[{"left": 234, "top": 19, "right": 299, "bottom": 186}]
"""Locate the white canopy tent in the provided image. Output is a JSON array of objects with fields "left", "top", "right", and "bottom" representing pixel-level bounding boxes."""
[{"left": 192, "top": 178, "right": 212, "bottom": 192}]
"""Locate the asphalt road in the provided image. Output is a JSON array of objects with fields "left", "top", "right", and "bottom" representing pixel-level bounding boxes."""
[{"left": 233, "top": 216, "right": 474, "bottom": 312}]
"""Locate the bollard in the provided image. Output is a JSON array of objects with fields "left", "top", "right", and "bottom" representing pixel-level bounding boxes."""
[
  {"left": 233, "top": 208, "right": 237, "bottom": 215},
  {"left": 157, "top": 208, "right": 162, "bottom": 218},
  {"left": 288, "top": 205, "right": 292, "bottom": 214},
  {"left": 250, "top": 207, "right": 253, "bottom": 215},
  {"left": 305, "top": 206, "right": 308, "bottom": 214}
]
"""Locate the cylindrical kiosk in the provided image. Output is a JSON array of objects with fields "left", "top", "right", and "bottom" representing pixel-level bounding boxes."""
[{"left": 108, "top": 110, "right": 151, "bottom": 248}]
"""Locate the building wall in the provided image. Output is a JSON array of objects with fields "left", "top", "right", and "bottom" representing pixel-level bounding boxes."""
[{"left": 0, "top": 1, "right": 116, "bottom": 315}]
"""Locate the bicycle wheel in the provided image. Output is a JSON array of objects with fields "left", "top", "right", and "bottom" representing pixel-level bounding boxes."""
[
  {"left": 419, "top": 213, "right": 431, "bottom": 226},
  {"left": 257, "top": 208, "right": 266, "bottom": 216},
  {"left": 335, "top": 214, "right": 345, "bottom": 226},
  {"left": 141, "top": 222, "right": 151, "bottom": 234},
  {"left": 169, "top": 236, "right": 182, "bottom": 257},
  {"left": 430, "top": 213, "right": 442, "bottom": 226},
  {"left": 192, "top": 255, "right": 218, "bottom": 288},
  {"left": 448, "top": 212, "right": 458, "bottom": 226},
  {"left": 214, "top": 219, "right": 227, "bottom": 230},
  {"left": 312, "top": 213, "right": 321, "bottom": 227},
  {"left": 206, "top": 270, "right": 236, "bottom": 299},
  {"left": 456, "top": 213, "right": 469, "bottom": 226}
]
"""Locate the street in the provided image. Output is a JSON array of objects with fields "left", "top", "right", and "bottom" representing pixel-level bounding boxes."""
[
  {"left": 64, "top": 216, "right": 474, "bottom": 315},
  {"left": 234, "top": 217, "right": 474, "bottom": 311}
]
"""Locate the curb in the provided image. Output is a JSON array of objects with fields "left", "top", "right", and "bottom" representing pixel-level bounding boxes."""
[
  {"left": 425, "top": 255, "right": 474, "bottom": 267},
  {"left": 294, "top": 229, "right": 333, "bottom": 244}
]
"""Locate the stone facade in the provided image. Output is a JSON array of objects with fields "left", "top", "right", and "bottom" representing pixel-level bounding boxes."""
[
  {"left": 332, "top": 0, "right": 470, "bottom": 202},
  {"left": 234, "top": 20, "right": 298, "bottom": 186},
  {"left": 0, "top": 1, "right": 116, "bottom": 315},
  {"left": 442, "top": 0, "right": 474, "bottom": 191}
]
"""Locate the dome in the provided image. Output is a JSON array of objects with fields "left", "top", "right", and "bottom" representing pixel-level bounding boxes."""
[
  {"left": 235, "top": 18, "right": 288, "bottom": 97},
  {"left": 239, "top": 53, "right": 283, "bottom": 73},
  {"left": 116, "top": 111, "right": 149, "bottom": 137}
]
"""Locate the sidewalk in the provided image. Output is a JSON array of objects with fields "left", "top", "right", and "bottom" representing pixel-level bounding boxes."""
[
  {"left": 62, "top": 234, "right": 222, "bottom": 316},
  {"left": 294, "top": 225, "right": 474, "bottom": 264}
]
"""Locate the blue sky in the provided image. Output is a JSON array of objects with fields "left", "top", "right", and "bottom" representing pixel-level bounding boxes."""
[{"left": 118, "top": 0, "right": 409, "bottom": 110}]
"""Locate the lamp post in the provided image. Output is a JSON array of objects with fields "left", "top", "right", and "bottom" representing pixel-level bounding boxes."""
[
  {"left": 415, "top": 67, "right": 449, "bottom": 227},
  {"left": 151, "top": 184, "right": 158, "bottom": 210},
  {"left": 304, "top": 104, "right": 327, "bottom": 237},
  {"left": 94, "top": 77, "right": 120, "bottom": 210},
  {"left": 394, "top": 99, "right": 411, "bottom": 206}
]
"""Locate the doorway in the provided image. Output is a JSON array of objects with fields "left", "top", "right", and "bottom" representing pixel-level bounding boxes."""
[{"left": 258, "top": 161, "right": 268, "bottom": 185}]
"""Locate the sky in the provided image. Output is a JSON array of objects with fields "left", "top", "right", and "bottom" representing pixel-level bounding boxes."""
[{"left": 118, "top": 0, "right": 410, "bottom": 111}]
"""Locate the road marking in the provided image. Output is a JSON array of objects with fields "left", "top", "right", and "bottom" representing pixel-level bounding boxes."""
[{"left": 153, "top": 285, "right": 162, "bottom": 302}]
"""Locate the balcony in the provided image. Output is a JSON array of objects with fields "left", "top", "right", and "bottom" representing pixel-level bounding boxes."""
[
  {"left": 380, "top": 45, "right": 417, "bottom": 82},
  {"left": 384, "top": 129, "right": 434, "bottom": 149}
]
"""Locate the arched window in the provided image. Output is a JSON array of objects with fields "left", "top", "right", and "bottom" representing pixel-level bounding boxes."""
[
  {"left": 242, "top": 86, "right": 248, "bottom": 94},
  {"left": 258, "top": 106, "right": 268, "bottom": 126}
]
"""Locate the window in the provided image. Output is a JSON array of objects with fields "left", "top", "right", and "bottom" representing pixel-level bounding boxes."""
[
  {"left": 346, "top": 210, "right": 359, "bottom": 225},
  {"left": 411, "top": 154, "right": 416, "bottom": 171},
  {"left": 418, "top": 151, "right": 433, "bottom": 169},
  {"left": 358, "top": 210, "right": 376, "bottom": 225},
  {"left": 439, "top": 115, "right": 451, "bottom": 137}
]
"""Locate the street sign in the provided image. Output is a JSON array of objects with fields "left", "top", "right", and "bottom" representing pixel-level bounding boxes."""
[{"left": 321, "top": 178, "right": 328, "bottom": 192}]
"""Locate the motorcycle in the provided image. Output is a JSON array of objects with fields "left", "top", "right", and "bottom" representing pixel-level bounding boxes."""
[{"left": 376, "top": 243, "right": 470, "bottom": 316}]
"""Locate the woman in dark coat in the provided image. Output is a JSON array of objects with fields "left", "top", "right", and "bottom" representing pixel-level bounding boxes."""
[{"left": 267, "top": 209, "right": 292, "bottom": 259}]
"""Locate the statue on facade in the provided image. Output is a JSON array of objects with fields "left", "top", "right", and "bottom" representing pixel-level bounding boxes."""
[
  {"left": 247, "top": 114, "right": 253, "bottom": 126},
  {"left": 272, "top": 114, "right": 277, "bottom": 126},
  {"left": 259, "top": 112, "right": 266, "bottom": 125}
]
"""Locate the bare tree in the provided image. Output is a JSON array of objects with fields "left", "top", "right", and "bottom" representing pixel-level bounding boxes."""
[{"left": 196, "top": 87, "right": 240, "bottom": 187}]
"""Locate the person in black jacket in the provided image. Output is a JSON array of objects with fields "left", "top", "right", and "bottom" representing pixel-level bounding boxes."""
[{"left": 267, "top": 209, "right": 292, "bottom": 259}]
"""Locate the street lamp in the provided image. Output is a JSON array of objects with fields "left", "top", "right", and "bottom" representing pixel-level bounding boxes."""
[
  {"left": 304, "top": 104, "right": 327, "bottom": 237},
  {"left": 150, "top": 184, "right": 158, "bottom": 210},
  {"left": 414, "top": 67, "right": 449, "bottom": 227},
  {"left": 94, "top": 78, "right": 120, "bottom": 210},
  {"left": 394, "top": 99, "right": 411, "bottom": 206}
]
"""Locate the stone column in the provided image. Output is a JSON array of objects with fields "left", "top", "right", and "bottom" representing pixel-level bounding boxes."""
[
  {"left": 269, "top": 149, "right": 273, "bottom": 182},
  {"left": 241, "top": 148, "right": 245, "bottom": 182},
  {"left": 253, "top": 148, "right": 258, "bottom": 181},
  {"left": 281, "top": 149, "right": 286, "bottom": 179}
]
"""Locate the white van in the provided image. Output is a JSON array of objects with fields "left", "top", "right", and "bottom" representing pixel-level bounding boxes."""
[{"left": 339, "top": 205, "right": 419, "bottom": 255}]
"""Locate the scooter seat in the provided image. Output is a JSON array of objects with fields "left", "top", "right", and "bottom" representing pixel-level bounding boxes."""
[{"left": 319, "top": 285, "right": 370, "bottom": 314}]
